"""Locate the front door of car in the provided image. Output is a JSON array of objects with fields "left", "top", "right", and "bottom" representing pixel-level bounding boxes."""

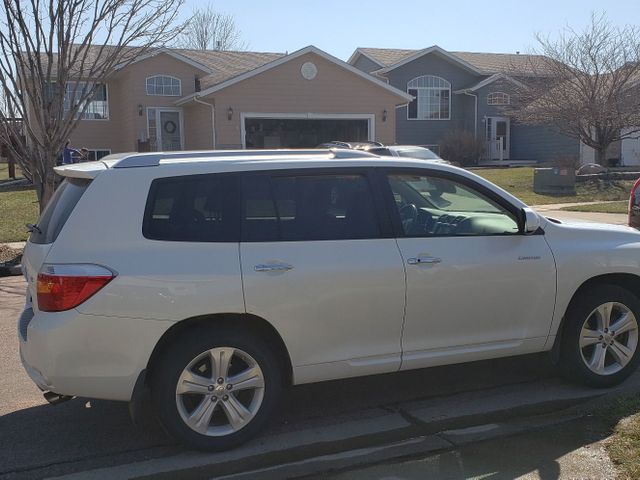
[
  {"left": 380, "top": 170, "right": 556, "bottom": 370},
  {"left": 239, "top": 170, "right": 406, "bottom": 383}
]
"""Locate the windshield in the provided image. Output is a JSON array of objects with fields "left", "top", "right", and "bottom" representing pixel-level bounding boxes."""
[{"left": 395, "top": 147, "right": 440, "bottom": 160}]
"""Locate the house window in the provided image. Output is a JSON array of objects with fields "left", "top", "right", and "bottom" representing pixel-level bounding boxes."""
[
  {"left": 146, "top": 75, "right": 182, "bottom": 96},
  {"left": 63, "top": 82, "right": 109, "bottom": 119},
  {"left": 407, "top": 75, "right": 451, "bottom": 120},
  {"left": 87, "top": 149, "right": 111, "bottom": 161},
  {"left": 487, "top": 92, "right": 510, "bottom": 106}
]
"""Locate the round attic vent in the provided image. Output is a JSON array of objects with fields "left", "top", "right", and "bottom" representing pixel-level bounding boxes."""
[{"left": 301, "top": 62, "right": 318, "bottom": 80}]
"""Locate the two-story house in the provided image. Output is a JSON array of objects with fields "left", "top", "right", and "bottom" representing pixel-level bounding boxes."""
[
  {"left": 348, "top": 46, "right": 582, "bottom": 164},
  {"left": 41, "top": 45, "right": 412, "bottom": 159}
]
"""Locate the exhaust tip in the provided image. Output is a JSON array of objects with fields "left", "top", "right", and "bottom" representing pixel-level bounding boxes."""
[{"left": 43, "top": 391, "right": 74, "bottom": 405}]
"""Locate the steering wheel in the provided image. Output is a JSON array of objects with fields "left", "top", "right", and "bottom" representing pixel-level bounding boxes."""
[
  {"left": 399, "top": 203, "right": 418, "bottom": 223},
  {"left": 399, "top": 203, "right": 419, "bottom": 234}
]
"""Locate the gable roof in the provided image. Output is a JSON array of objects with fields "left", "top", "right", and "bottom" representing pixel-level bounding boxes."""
[
  {"left": 178, "top": 45, "right": 414, "bottom": 105},
  {"left": 351, "top": 47, "right": 552, "bottom": 76},
  {"left": 115, "top": 47, "right": 215, "bottom": 73},
  {"left": 453, "top": 73, "right": 526, "bottom": 93},
  {"left": 369, "top": 46, "right": 483, "bottom": 75},
  {"left": 28, "top": 44, "right": 283, "bottom": 82},
  {"left": 174, "top": 49, "right": 285, "bottom": 88},
  {"left": 348, "top": 48, "right": 415, "bottom": 68}
]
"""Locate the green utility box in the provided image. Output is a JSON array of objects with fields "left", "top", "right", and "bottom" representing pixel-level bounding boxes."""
[{"left": 533, "top": 167, "right": 576, "bottom": 195}]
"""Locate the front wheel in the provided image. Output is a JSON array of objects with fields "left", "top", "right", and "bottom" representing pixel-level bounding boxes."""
[
  {"left": 151, "top": 326, "right": 283, "bottom": 451},
  {"left": 561, "top": 284, "right": 640, "bottom": 387}
]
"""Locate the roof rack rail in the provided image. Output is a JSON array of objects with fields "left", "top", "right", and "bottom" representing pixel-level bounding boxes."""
[{"left": 112, "top": 148, "right": 376, "bottom": 168}]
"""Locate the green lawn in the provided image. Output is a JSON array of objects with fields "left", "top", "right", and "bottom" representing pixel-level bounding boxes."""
[
  {"left": 598, "top": 396, "right": 640, "bottom": 480},
  {"left": 473, "top": 167, "right": 635, "bottom": 206},
  {"left": 0, "top": 188, "right": 39, "bottom": 242},
  {"left": 560, "top": 201, "right": 629, "bottom": 214},
  {"left": 0, "top": 162, "right": 23, "bottom": 181}
]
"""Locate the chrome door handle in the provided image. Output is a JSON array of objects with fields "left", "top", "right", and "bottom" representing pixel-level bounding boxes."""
[
  {"left": 407, "top": 256, "right": 442, "bottom": 265},
  {"left": 254, "top": 263, "right": 294, "bottom": 272}
]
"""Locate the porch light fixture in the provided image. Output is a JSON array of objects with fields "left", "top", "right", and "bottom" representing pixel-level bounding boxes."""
[
  {"left": 227, "top": 107, "right": 233, "bottom": 121},
  {"left": 138, "top": 104, "right": 143, "bottom": 116},
  {"left": 382, "top": 109, "right": 387, "bottom": 122}
]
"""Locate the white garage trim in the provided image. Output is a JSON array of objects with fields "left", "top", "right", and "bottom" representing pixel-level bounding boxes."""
[{"left": 240, "top": 112, "right": 376, "bottom": 149}]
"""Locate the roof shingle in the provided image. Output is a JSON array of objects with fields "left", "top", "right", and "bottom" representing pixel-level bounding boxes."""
[
  {"left": 357, "top": 47, "right": 550, "bottom": 75},
  {"left": 175, "top": 49, "right": 285, "bottom": 88}
]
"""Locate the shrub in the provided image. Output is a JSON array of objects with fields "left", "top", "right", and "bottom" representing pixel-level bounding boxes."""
[{"left": 439, "top": 130, "right": 485, "bottom": 166}]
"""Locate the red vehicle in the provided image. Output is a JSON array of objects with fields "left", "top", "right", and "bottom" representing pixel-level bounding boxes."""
[{"left": 629, "top": 178, "right": 640, "bottom": 229}]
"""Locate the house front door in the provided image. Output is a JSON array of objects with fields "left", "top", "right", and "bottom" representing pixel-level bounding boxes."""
[
  {"left": 486, "top": 116, "right": 510, "bottom": 161},
  {"left": 147, "top": 108, "right": 184, "bottom": 151}
]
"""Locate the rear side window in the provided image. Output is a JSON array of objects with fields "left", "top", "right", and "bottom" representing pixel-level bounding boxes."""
[
  {"left": 143, "top": 174, "right": 239, "bottom": 242},
  {"left": 241, "top": 173, "right": 381, "bottom": 242},
  {"left": 30, "top": 178, "right": 92, "bottom": 244}
]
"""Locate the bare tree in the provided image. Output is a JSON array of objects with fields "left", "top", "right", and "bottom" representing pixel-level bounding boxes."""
[
  {"left": 178, "top": 5, "right": 245, "bottom": 51},
  {"left": 0, "top": 0, "right": 184, "bottom": 210},
  {"left": 508, "top": 13, "right": 640, "bottom": 166}
]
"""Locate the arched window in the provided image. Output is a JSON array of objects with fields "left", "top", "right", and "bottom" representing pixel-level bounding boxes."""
[
  {"left": 487, "top": 92, "right": 510, "bottom": 106},
  {"left": 407, "top": 75, "right": 451, "bottom": 120},
  {"left": 146, "top": 75, "right": 182, "bottom": 96}
]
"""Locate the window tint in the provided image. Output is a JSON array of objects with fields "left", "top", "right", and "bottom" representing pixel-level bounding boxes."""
[
  {"left": 387, "top": 173, "right": 519, "bottom": 237},
  {"left": 242, "top": 173, "right": 381, "bottom": 241},
  {"left": 143, "top": 175, "right": 239, "bottom": 242},
  {"left": 30, "top": 178, "right": 92, "bottom": 244}
]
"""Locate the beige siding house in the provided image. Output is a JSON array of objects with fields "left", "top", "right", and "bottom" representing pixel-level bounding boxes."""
[{"left": 55, "top": 45, "right": 412, "bottom": 158}]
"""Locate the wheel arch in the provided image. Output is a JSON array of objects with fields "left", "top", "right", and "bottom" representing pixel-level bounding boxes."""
[
  {"left": 145, "top": 313, "right": 294, "bottom": 388},
  {"left": 551, "top": 273, "right": 640, "bottom": 361}
]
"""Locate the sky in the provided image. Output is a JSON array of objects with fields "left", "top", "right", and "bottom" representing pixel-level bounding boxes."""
[{"left": 179, "top": 0, "right": 640, "bottom": 60}]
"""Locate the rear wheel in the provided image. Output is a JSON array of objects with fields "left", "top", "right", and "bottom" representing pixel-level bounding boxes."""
[
  {"left": 151, "top": 327, "right": 282, "bottom": 450},
  {"left": 561, "top": 284, "right": 640, "bottom": 387}
]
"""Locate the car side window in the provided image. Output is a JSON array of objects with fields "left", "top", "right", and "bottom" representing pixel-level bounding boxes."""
[
  {"left": 143, "top": 174, "right": 239, "bottom": 242},
  {"left": 241, "top": 173, "right": 381, "bottom": 241},
  {"left": 386, "top": 173, "right": 519, "bottom": 237}
]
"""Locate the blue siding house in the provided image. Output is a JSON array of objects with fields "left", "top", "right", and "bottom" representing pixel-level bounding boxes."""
[{"left": 348, "top": 46, "right": 580, "bottom": 164}]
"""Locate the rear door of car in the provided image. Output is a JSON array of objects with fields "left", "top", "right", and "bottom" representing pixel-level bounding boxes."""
[{"left": 239, "top": 168, "right": 406, "bottom": 383}]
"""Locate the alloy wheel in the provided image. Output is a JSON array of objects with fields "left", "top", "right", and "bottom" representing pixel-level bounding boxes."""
[
  {"left": 579, "top": 302, "right": 639, "bottom": 376},
  {"left": 175, "top": 347, "right": 265, "bottom": 436}
]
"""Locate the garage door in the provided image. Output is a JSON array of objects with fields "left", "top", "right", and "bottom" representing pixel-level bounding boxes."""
[{"left": 244, "top": 117, "right": 370, "bottom": 149}]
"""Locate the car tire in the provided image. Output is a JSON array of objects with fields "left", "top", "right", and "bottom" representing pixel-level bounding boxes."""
[
  {"left": 150, "top": 325, "right": 283, "bottom": 451},
  {"left": 561, "top": 284, "right": 640, "bottom": 388}
]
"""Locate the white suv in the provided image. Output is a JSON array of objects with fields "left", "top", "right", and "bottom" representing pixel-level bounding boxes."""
[{"left": 19, "top": 149, "right": 640, "bottom": 450}]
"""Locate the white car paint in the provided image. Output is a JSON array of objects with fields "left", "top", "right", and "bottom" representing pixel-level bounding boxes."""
[{"left": 18, "top": 150, "right": 640, "bottom": 401}]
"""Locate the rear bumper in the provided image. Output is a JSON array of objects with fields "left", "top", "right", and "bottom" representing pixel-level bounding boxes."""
[{"left": 18, "top": 306, "right": 173, "bottom": 401}]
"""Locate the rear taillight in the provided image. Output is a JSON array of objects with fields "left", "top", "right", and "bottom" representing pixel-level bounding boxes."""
[{"left": 37, "top": 264, "right": 115, "bottom": 312}]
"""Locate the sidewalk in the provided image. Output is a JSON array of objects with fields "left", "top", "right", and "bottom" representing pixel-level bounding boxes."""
[{"left": 531, "top": 202, "right": 628, "bottom": 226}]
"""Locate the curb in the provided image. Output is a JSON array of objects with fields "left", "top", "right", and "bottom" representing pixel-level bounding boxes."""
[{"left": 49, "top": 372, "right": 640, "bottom": 480}]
